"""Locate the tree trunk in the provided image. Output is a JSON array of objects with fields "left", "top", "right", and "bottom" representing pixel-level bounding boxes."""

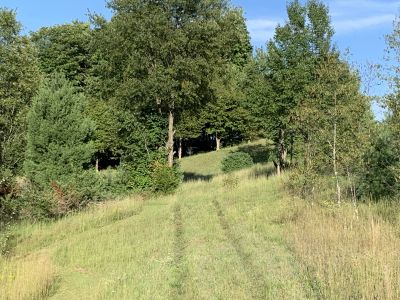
[
  {"left": 178, "top": 137, "right": 182, "bottom": 160},
  {"left": 333, "top": 89, "right": 341, "bottom": 205},
  {"left": 216, "top": 134, "right": 221, "bottom": 151},
  {"left": 276, "top": 128, "right": 286, "bottom": 176},
  {"left": 95, "top": 158, "right": 99, "bottom": 173},
  {"left": 333, "top": 122, "right": 341, "bottom": 204},
  {"left": 289, "top": 134, "right": 294, "bottom": 167},
  {"left": 303, "top": 133, "right": 311, "bottom": 170},
  {"left": 167, "top": 110, "right": 175, "bottom": 167}
]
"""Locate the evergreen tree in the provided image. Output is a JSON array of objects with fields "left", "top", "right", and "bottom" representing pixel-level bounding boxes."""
[
  {"left": 361, "top": 127, "right": 400, "bottom": 199},
  {"left": 25, "top": 74, "right": 95, "bottom": 189}
]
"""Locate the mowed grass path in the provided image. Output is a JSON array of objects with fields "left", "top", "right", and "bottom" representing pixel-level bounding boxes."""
[{"left": 1, "top": 143, "right": 312, "bottom": 299}]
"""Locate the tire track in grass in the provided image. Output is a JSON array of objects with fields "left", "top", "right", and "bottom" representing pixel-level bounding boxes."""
[
  {"left": 170, "top": 203, "right": 188, "bottom": 299},
  {"left": 213, "top": 199, "right": 268, "bottom": 299}
]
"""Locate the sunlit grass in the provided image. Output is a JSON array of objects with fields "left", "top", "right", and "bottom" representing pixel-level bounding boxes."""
[
  {"left": 2, "top": 142, "right": 400, "bottom": 299},
  {"left": 287, "top": 200, "right": 400, "bottom": 299},
  {"left": 0, "top": 252, "right": 57, "bottom": 299},
  {"left": 0, "top": 161, "right": 309, "bottom": 299},
  {"left": 180, "top": 139, "right": 267, "bottom": 177}
]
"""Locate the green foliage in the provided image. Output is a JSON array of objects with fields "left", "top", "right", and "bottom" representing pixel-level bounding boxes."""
[
  {"left": 238, "top": 143, "right": 271, "bottom": 164},
  {"left": 202, "top": 63, "right": 251, "bottom": 143},
  {"left": 116, "top": 112, "right": 169, "bottom": 190},
  {"left": 23, "top": 74, "right": 96, "bottom": 217},
  {"left": 248, "top": 1, "right": 372, "bottom": 201},
  {"left": 150, "top": 161, "right": 182, "bottom": 194},
  {"left": 0, "top": 192, "right": 19, "bottom": 224},
  {"left": 251, "top": 0, "right": 336, "bottom": 172},
  {"left": 360, "top": 130, "right": 400, "bottom": 200},
  {"left": 294, "top": 53, "right": 372, "bottom": 200},
  {"left": 25, "top": 73, "right": 95, "bottom": 188},
  {"left": 90, "top": 0, "right": 251, "bottom": 166},
  {"left": 357, "top": 17, "right": 400, "bottom": 201},
  {"left": 86, "top": 99, "right": 121, "bottom": 162},
  {"left": 0, "top": 8, "right": 41, "bottom": 192},
  {"left": 31, "top": 21, "right": 92, "bottom": 87},
  {"left": 221, "top": 151, "right": 253, "bottom": 173},
  {"left": 198, "top": 10, "right": 253, "bottom": 145}
]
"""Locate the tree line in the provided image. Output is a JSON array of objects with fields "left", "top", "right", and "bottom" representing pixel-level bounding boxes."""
[{"left": 0, "top": 0, "right": 399, "bottom": 223}]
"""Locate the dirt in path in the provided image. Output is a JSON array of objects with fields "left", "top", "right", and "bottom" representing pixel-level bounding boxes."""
[{"left": 170, "top": 203, "right": 189, "bottom": 298}]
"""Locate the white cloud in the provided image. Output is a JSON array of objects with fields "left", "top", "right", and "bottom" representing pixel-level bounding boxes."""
[
  {"left": 328, "top": 0, "right": 399, "bottom": 33},
  {"left": 331, "top": 0, "right": 400, "bottom": 12},
  {"left": 334, "top": 14, "right": 396, "bottom": 33},
  {"left": 246, "top": 18, "right": 280, "bottom": 45},
  {"left": 245, "top": 1, "right": 399, "bottom": 43}
]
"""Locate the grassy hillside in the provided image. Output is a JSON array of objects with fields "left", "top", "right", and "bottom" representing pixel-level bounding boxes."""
[
  {"left": 2, "top": 141, "right": 400, "bottom": 299},
  {"left": 0, "top": 141, "right": 309, "bottom": 299},
  {"left": 180, "top": 139, "right": 269, "bottom": 178}
]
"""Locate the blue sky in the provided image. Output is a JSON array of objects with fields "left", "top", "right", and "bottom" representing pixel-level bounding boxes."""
[{"left": 1, "top": 0, "right": 398, "bottom": 117}]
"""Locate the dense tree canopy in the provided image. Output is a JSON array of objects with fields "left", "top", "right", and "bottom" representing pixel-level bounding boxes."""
[
  {"left": 31, "top": 21, "right": 92, "bottom": 87},
  {"left": 0, "top": 9, "right": 41, "bottom": 193},
  {"left": 90, "top": 0, "right": 251, "bottom": 166}
]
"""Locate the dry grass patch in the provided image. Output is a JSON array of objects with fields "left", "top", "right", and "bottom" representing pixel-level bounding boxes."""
[
  {"left": 288, "top": 201, "right": 400, "bottom": 299},
  {"left": 0, "top": 252, "right": 57, "bottom": 300}
]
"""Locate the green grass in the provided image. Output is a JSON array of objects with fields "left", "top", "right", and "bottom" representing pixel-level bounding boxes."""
[
  {"left": 180, "top": 139, "right": 268, "bottom": 178},
  {"left": 0, "top": 141, "right": 311, "bottom": 299},
  {"left": 3, "top": 140, "right": 399, "bottom": 299}
]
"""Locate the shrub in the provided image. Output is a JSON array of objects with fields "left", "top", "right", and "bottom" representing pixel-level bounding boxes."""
[
  {"left": 17, "top": 169, "right": 129, "bottom": 220},
  {"left": 221, "top": 151, "right": 253, "bottom": 173},
  {"left": 150, "top": 161, "right": 182, "bottom": 194},
  {"left": 20, "top": 74, "right": 99, "bottom": 218},
  {"left": 359, "top": 131, "right": 400, "bottom": 200}
]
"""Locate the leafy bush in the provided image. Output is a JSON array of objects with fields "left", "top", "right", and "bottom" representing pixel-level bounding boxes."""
[
  {"left": 150, "top": 161, "right": 182, "bottom": 194},
  {"left": 359, "top": 131, "right": 400, "bottom": 200},
  {"left": 221, "top": 151, "right": 254, "bottom": 173},
  {"left": 19, "top": 169, "right": 132, "bottom": 220}
]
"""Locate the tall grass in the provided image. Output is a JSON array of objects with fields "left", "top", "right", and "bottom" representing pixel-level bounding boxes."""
[
  {"left": 0, "top": 164, "right": 309, "bottom": 299},
  {"left": 0, "top": 252, "right": 57, "bottom": 299},
  {"left": 2, "top": 142, "right": 400, "bottom": 299},
  {"left": 287, "top": 198, "right": 400, "bottom": 299}
]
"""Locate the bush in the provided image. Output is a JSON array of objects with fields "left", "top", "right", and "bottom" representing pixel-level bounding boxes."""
[
  {"left": 359, "top": 131, "right": 400, "bottom": 200},
  {"left": 221, "top": 151, "right": 254, "bottom": 173},
  {"left": 150, "top": 161, "right": 182, "bottom": 194},
  {"left": 16, "top": 169, "right": 131, "bottom": 220}
]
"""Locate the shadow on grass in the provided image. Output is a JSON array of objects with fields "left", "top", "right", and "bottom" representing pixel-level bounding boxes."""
[
  {"left": 183, "top": 172, "right": 213, "bottom": 182},
  {"left": 250, "top": 165, "right": 277, "bottom": 179},
  {"left": 238, "top": 143, "right": 271, "bottom": 164}
]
